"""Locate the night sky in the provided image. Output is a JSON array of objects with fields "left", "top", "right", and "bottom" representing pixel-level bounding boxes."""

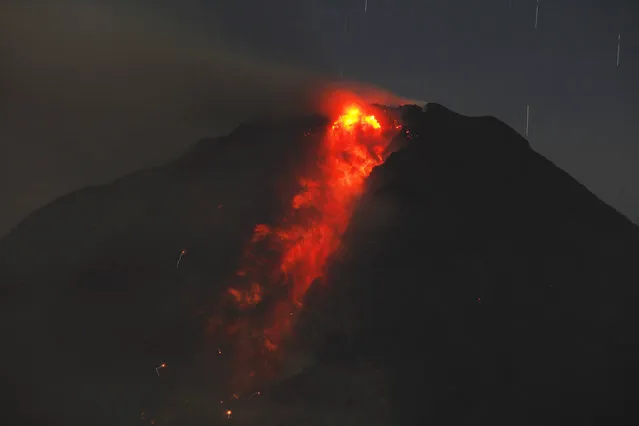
[{"left": 1, "top": 0, "right": 637, "bottom": 237}]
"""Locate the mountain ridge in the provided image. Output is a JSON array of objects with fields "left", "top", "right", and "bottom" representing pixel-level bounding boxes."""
[{"left": 2, "top": 103, "right": 638, "bottom": 425}]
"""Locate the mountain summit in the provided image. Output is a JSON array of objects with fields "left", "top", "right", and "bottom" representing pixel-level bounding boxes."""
[{"left": 1, "top": 102, "right": 638, "bottom": 426}]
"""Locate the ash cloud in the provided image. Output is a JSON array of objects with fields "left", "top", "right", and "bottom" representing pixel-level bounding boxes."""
[{"left": 0, "top": 0, "right": 331, "bottom": 237}]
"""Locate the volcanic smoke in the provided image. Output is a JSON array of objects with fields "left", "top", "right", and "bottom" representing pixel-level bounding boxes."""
[{"left": 209, "top": 94, "right": 400, "bottom": 391}]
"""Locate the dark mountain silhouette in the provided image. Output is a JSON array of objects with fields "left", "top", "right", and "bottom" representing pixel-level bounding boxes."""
[{"left": 1, "top": 103, "right": 638, "bottom": 426}]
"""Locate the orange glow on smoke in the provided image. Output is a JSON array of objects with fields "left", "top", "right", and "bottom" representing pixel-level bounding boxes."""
[
  {"left": 227, "top": 283, "right": 262, "bottom": 309},
  {"left": 213, "top": 95, "right": 398, "bottom": 389}
]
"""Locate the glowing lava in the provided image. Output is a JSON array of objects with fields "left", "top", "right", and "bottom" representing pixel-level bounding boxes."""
[
  {"left": 212, "top": 99, "right": 398, "bottom": 390},
  {"left": 276, "top": 105, "right": 385, "bottom": 303}
]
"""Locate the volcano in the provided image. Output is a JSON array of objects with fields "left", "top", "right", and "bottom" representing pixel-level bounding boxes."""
[{"left": 1, "top": 100, "right": 638, "bottom": 426}]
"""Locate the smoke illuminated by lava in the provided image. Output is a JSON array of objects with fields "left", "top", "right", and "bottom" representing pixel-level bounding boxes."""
[{"left": 209, "top": 94, "right": 400, "bottom": 392}]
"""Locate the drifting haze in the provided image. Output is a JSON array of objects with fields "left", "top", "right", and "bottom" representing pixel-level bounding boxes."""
[
  {"left": 0, "top": 1, "right": 328, "bottom": 237},
  {"left": 4, "top": 0, "right": 635, "bottom": 238},
  {"left": 0, "top": 0, "right": 424, "bottom": 237}
]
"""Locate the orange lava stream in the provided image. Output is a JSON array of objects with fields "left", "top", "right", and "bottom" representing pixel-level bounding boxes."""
[
  {"left": 279, "top": 106, "right": 385, "bottom": 300},
  {"left": 214, "top": 101, "right": 396, "bottom": 389}
]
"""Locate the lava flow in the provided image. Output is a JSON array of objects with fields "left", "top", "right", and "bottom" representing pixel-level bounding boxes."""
[{"left": 210, "top": 99, "right": 399, "bottom": 390}]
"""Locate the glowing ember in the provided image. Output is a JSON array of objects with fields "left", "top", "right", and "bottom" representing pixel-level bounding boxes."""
[
  {"left": 176, "top": 249, "right": 187, "bottom": 268},
  {"left": 212, "top": 99, "right": 398, "bottom": 389},
  {"left": 155, "top": 362, "right": 167, "bottom": 376}
]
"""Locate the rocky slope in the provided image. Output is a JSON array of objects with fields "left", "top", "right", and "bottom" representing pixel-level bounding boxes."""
[{"left": 1, "top": 103, "right": 638, "bottom": 425}]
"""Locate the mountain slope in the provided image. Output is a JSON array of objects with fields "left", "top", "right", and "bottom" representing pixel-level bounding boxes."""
[
  {"left": 296, "top": 103, "right": 639, "bottom": 425},
  {"left": 1, "top": 103, "right": 638, "bottom": 426},
  {"left": 0, "top": 114, "right": 329, "bottom": 425}
]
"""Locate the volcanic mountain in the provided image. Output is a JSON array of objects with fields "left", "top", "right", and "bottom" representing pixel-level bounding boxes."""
[{"left": 1, "top": 102, "right": 638, "bottom": 426}]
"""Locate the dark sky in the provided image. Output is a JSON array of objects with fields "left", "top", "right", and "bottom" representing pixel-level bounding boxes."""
[{"left": 1, "top": 0, "right": 637, "bottom": 237}]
